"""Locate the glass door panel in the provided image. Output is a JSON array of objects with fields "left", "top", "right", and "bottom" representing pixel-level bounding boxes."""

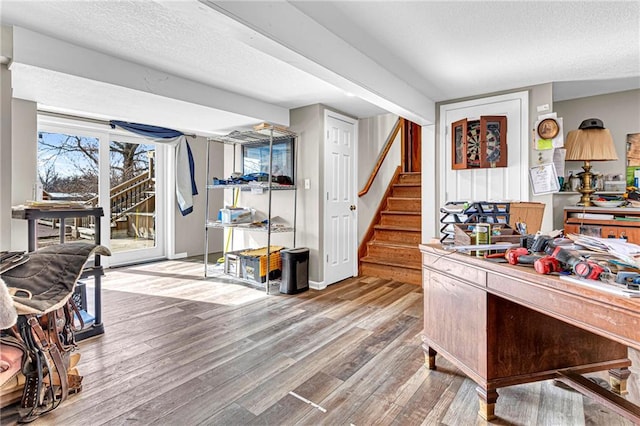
[
  {"left": 37, "top": 131, "right": 100, "bottom": 248},
  {"left": 108, "top": 139, "right": 161, "bottom": 260}
]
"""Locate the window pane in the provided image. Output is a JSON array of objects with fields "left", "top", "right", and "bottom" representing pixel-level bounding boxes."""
[
  {"left": 37, "top": 131, "right": 99, "bottom": 247},
  {"left": 109, "top": 140, "right": 156, "bottom": 253}
]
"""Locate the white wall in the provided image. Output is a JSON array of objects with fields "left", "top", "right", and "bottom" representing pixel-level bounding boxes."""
[
  {"left": 433, "top": 84, "right": 555, "bottom": 235},
  {"left": 556, "top": 89, "right": 640, "bottom": 180},
  {"left": 290, "top": 105, "right": 323, "bottom": 283},
  {"left": 0, "top": 63, "right": 11, "bottom": 250},
  {"left": 357, "top": 113, "right": 399, "bottom": 241},
  {"left": 174, "top": 136, "right": 224, "bottom": 257},
  {"left": 10, "top": 98, "right": 37, "bottom": 252},
  {"left": 552, "top": 89, "right": 640, "bottom": 228},
  {"left": 527, "top": 83, "right": 555, "bottom": 232}
]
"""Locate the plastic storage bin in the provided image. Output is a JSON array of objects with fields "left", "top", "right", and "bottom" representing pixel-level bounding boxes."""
[
  {"left": 239, "top": 246, "right": 283, "bottom": 283},
  {"left": 279, "top": 247, "right": 309, "bottom": 294}
]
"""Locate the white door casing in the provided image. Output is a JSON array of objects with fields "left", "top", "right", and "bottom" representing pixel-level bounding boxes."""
[
  {"left": 438, "top": 92, "right": 529, "bottom": 210},
  {"left": 324, "top": 110, "right": 358, "bottom": 285}
]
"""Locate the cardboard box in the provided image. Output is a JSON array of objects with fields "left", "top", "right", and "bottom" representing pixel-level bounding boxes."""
[
  {"left": 508, "top": 202, "right": 545, "bottom": 234},
  {"left": 224, "top": 251, "right": 241, "bottom": 277},
  {"left": 453, "top": 223, "right": 521, "bottom": 246},
  {"left": 220, "top": 207, "right": 253, "bottom": 224}
]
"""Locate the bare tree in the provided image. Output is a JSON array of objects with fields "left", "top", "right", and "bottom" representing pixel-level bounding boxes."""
[{"left": 38, "top": 133, "right": 151, "bottom": 192}]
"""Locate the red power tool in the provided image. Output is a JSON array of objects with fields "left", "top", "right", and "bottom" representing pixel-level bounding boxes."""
[
  {"left": 531, "top": 244, "right": 583, "bottom": 275},
  {"left": 573, "top": 260, "right": 605, "bottom": 280},
  {"left": 534, "top": 256, "right": 562, "bottom": 274},
  {"left": 505, "top": 248, "right": 541, "bottom": 266}
]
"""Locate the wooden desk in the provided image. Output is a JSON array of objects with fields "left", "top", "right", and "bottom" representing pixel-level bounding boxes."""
[{"left": 420, "top": 244, "right": 640, "bottom": 421}]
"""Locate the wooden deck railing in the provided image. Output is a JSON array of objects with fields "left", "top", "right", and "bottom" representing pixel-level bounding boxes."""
[{"left": 78, "top": 173, "right": 155, "bottom": 228}]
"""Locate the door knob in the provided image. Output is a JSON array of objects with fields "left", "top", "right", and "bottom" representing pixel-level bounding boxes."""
[{"left": 350, "top": 205, "right": 356, "bottom": 211}]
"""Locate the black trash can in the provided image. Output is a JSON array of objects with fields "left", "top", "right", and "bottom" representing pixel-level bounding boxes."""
[{"left": 279, "top": 247, "right": 309, "bottom": 294}]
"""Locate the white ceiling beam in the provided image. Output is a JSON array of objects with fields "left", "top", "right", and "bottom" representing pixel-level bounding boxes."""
[
  {"left": 201, "top": 1, "right": 435, "bottom": 125},
  {"left": 10, "top": 26, "right": 290, "bottom": 127}
]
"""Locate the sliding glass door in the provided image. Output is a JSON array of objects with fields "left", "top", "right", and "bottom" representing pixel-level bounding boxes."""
[
  {"left": 105, "top": 136, "right": 165, "bottom": 265},
  {"left": 37, "top": 117, "right": 167, "bottom": 266}
]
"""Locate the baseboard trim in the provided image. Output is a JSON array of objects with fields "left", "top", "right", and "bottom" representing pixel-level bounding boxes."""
[{"left": 309, "top": 280, "right": 326, "bottom": 291}]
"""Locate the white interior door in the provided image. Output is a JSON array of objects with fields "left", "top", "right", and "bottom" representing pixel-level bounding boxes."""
[
  {"left": 324, "top": 111, "right": 358, "bottom": 285},
  {"left": 439, "top": 91, "right": 529, "bottom": 205}
]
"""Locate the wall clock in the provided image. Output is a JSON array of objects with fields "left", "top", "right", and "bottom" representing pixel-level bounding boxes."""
[
  {"left": 537, "top": 118, "right": 559, "bottom": 139},
  {"left": 451, "top": 115, "right": 507, "bottom": 169}
]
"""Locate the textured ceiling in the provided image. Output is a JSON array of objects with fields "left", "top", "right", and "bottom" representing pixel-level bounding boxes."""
[
  {"left": 291, "top": 1, "right": 640, "bottom": 101},
  {"left": 1, "top": 0, "right": 638, "bottom": 135}
]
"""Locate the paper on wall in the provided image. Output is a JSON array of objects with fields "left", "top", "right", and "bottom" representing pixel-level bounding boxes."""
[
  {"left": 553, "top": 148, "right": 566, "bottom": 179},
  {"left": 529, "top": 163, "right": 560, "bottom": 195}
]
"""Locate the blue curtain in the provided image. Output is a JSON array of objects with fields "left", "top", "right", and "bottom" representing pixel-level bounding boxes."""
[
  {"left": 110, "top": 120, "right": 183, "bottom": 139},
  {"left": 110, "top": 120, "right": 198, "bottom": 216}
]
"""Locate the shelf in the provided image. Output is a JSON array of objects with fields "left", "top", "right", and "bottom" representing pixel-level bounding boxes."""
[
  {"left": 554, "top": 191, "right": 624, "bottom": 196},
  {"left": 210, "top": 126, "right": 296, "bottom": 146},
  {"left": 207, "top": 183, "right": 296, "bottom": 191},
  {"left": 207, "top": 269, "right": 283, "bottom": 291},
  {"left": 206, "top": 221, "right": 294, "bottom": 233},
  {"left": 203, "top": 125, "right": 298, "bottom": 294}
]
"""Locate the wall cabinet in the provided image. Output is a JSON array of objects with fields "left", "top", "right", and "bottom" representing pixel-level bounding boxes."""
[
  {"left": 563, "top": 206, "right": 640, "bottom": 244},
  {"left": 452, "top": 116, "right": 507, "bottom": 169}
]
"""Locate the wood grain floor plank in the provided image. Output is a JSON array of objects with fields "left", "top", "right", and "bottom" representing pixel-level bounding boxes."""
[
  {"left": 492, "top": 381, "right": 542, "bottom": 425},
  {"left": 390, "top": 368, "right": 461, "bottom": 426},
  {"left": 2, "top": 257, "right": 638, "bottom": 426},
  {"left": 297, "top": 317, "right": 426, "bottom": 425},
  {"left": 536, "top": 380, "right": 585, "bottom": 425},
  {"left": 236, "top": 327, "right": 372, "bottom": 415},
  {"left": 199, "top": 402, "right": 257, "bottom": 426},
  {"left": 163, "top": 353, "right": 297, "bottom": 425}
]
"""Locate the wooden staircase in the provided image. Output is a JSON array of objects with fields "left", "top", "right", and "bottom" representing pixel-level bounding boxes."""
[{"left": 359, "top": 171, "right": 422, "bottom": 285}]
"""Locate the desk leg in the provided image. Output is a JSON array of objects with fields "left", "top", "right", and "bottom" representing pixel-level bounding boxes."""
[
  {"left": 27, "top": 220, "right": 36, "bottom": 252},
  {"left": 609, "top": 368, "right": 631, "bottom": 395},
  {"left": 422, "top": 343, "right": 437, "bottom": 370},
  {"left": 476, "top": 387, "right": 498, "bottom": 421}
]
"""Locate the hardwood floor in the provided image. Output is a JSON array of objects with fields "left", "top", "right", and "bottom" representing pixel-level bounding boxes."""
[{"left": 1, "top": 258, "right": 639, "bottom": 425}]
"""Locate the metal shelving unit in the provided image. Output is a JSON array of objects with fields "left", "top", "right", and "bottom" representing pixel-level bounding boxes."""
[{"left": 203, "top": 125, "right": 297, "bottom": 294}]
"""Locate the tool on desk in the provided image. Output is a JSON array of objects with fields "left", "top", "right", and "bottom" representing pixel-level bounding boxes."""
[
  {"left": 505, "top": 247, "right": 541, "bottom": 266},
  {"left": 534, "top": 256, "right": 562, "bottom": 274},
  {"left": 573, "top": 260, "right": 605, "bottom": 280},
  {"left": 614, "top": 271, "right": 640, "bottom": 290},
  {"left": 515, "top": 221, "right": 527, "bottom": 235}
]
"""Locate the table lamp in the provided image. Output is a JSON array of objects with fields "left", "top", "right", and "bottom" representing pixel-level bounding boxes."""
[{"left": 564, "top": 118, "right": 618, "bottom": 206}]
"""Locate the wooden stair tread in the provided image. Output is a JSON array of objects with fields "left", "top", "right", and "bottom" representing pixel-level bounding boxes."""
[
  {"left": 360, "top": 256, "right": 421, "bottom": 270},
  {"left": 374, "top": 224, "right": 421, "bottom": 232},
  {"left": 393, "top": 183, "right": 420, "bottom": 187},
  {"left": 381, "top": 211, "right": 420, "bottom": 216},
  {"left": 367, "top": 240, "right": 419, "bottom": 249}
]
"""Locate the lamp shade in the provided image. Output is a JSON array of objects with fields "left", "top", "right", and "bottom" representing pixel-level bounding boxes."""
[{"left": 565, "top": 128, "right": 618, "bottom": 161}]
